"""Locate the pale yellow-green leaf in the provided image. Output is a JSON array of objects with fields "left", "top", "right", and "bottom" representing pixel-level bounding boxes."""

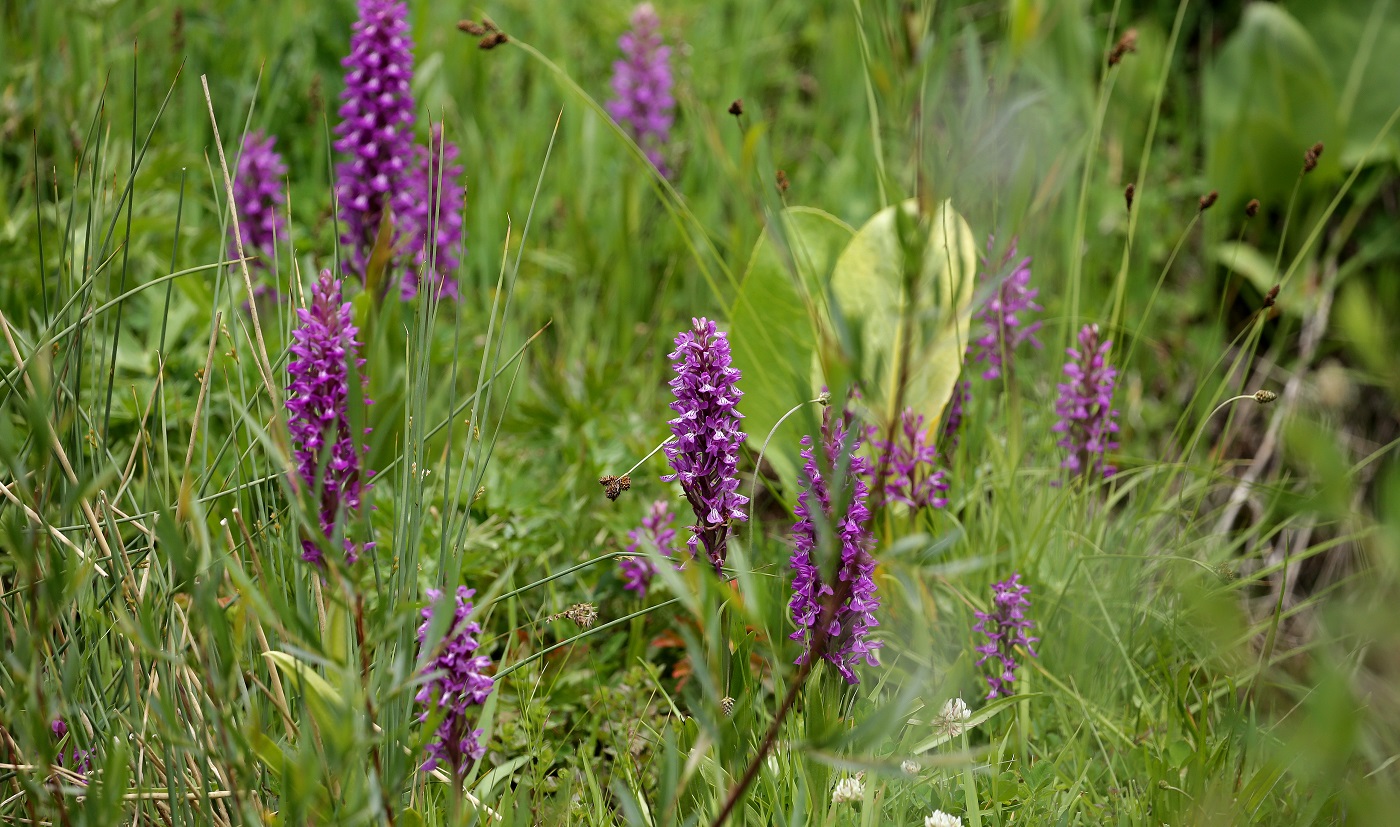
[
  {"left": 264, "top": 650, "right": 346, "bottom": 712},
  {"left": 827, "top": 198, "right": 977, "bottom": 429}
]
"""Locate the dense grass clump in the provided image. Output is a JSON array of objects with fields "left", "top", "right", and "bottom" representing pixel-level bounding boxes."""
[{"left": 3, "top": 1, "right": 1400, "bottom": 825}]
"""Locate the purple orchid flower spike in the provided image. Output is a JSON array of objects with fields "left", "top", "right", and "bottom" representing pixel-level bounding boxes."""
[
  {"left": 620, "top": 499, "right": 679, "bottom": 598},
  {"left": 334, "top": 0, "right": 418, "bottom": 286},
  {"left": 1053, "top": 323, "right": 1121, "bottom": 480},
  {"left": 607, "top": 3, "right": 676, "bottom": 176},
  {"left": 416, "top": 586, "right": 494, "bottom": 775},
  {"left": 972, "top": 238, "right": 1042, "bottom": 382},
  {"left": 661, "top": 317, "right": 748, "bottom": 574},
  {"left": 790, "top": 403, "right": 882, "bottom": 685},
  {"left": 286, "top": 270, "right": 373, "bottom": 564},
  {"left": 973, "top": 573, "right": 1039, "bottom": 699}
]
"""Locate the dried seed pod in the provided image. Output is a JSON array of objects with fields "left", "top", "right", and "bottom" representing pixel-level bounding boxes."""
[
  {"left": 598, "top": 474, "right": 631, "bottom": 501},
  {"left": 478, "top": 32, "right": 508, "bottom": 50},
  {"left": 565, "top": 603, "right": 598, "bottom": 629},
  {"left": 1199, "top": 190, "right": 1218, "bottom": 211},
  {"left": 1245, "top": 198, "right": 1260, "bottom": 218},
  {"left": 457, "top": 19, "right": 486, "bottom": 35},
  {"left": 776, "top": 169, "right": 790, "bottom": 194},
  {"left": 728, "top": 99, "right": 744, "bottom": 117}
]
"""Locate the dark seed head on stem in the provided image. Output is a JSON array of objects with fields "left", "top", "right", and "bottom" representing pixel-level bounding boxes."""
[
  {"left": 1107, "top": 29, "right": 1138, "bottom": 66},
  {"left": 728, "top": 99, "right": 744, "bottom": 117},
  {"left": 1245, "top": 198, "right": 1260, "bottom": 218},
  {"left": 478, "top": 32, "right": 508, "bottom": 50},
  {"left": 1198, "top": 190, "right": 1218, "bottom": 212},
  {"left": 776, "top": 169, "right": 789, "bottom": 194},
  {"left": 1263, "top": 284, "right": 1279, "bottom": 309},
  {"left": 1303, "top": 141, "right": 1324, "bottom": 173},
  {"left": 457, "top": 20, "right": 486, "bottom": 35},
  {"left": 1124, "top": 182, "right": 1135, "bottom": 212}
]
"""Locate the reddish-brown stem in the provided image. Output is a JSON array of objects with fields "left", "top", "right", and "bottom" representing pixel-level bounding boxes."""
[{"left": 354, "top": 594, "right": 396, "bottom": 827}]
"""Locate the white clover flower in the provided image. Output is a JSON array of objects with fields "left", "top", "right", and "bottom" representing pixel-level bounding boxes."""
[
  {"left": 925, "top": 810, "right": 963, "bottom": 827},
  {"left": 937, "top": 697, "right": 972, "bottom": 737},
  {"left": 901, "top": 759, "right": 920, "bottom": 775},
  {"left": 831, "top": 774, "right": 865, "bottom": 803}
]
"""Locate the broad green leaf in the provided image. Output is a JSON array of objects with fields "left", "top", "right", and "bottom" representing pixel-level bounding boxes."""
[
  {"left": 473, "top": 754, "right": 531, "bottom": 799},
  {"left": 911, "top": 693, "right": 1039, "bottom": 754},
  {"left": 729, "top": 207, "right": 856, "bottom": 493},
  {"left": 1286, "top": 0, "right": 1400, "bottom": 168},
  {"left": 1212, "top": 241, "right": 1306, "bottom": 316},
  {"left": 1204, "top": 5, "right": 1339, "bottom": 209},
  {"left": 828, "top": 198, "right": 976, "bottom": 429}
]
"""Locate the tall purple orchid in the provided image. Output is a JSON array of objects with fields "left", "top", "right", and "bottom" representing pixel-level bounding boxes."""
[
  {"left": 620, "top": 499, "right": 679, "bottom": 598},
  {"left": 286, "top": 270, "right": 372, "bottom": 564},
  {"left": 607, "top": 3, "right": 675, "bottom": 176},
  {"left": 402, "top": 125, "right": 465, "bottom": 301},
  {"left": 789, "top": 404, "right": 882, "bottom": 685},
  {"left": 973, "top": 573, "right": 1038, "bottom": 699},
  {"left": 416, "top": 586, "right": 494, "bottom": 775},
  {"left": 1053, "top": 324, "right": 1120, "bottom": 480},
  {"left": 661, "top": 318, "right": 748, "bottom": 574},
  {"left": 870, "top": 409, "right": 949, "bottom": 512},
  {"left": 972, "top": 239, "right": 1041, "bottom": 382},
  {"left": 229, "top": 129, "right": 287, "bottom": 275},
  {"left": 334, "top": 0, "right": 417, "bottom": 286}
]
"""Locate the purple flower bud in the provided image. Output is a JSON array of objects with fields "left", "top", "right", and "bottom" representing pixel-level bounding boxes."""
[
  {"left": 416, "top": 586, "right": 494, "bottom": 775},
  {"left": 789, "top": 404, "right": 881, "bottom": 685},
  {"left": 621, "top": 499, "right": 679, "bottom": 598},
  {"left": 402, "top": 125, "right": 465, "bottom": 301},
  {"left": 334, "top": 0, "right": 418, "bottom": 285},
  {"left": 606, "top": 3, "right": 675, "bottom": 177},
  {"left": 229, "top": 129, "right": 287, "bottom": 278},
  {"left": 973, "top": 573, "right": 1038, "bottom": 699},
  {"left": 1053, "top": 324, "right": 1120, "bottom": 479},
  {"left": 661, "top": 318, "right": 749, "bottom": 573},
  {"left": 286, "top": 270, "right": 373, "bottom": 564},
  {"left": 870, "top": 409, "right": 949, "bottom": 512},
  {"left": 50, "top": 719, "right": 68, "bottom": 738},
  {"left": 941, "top": 378, "right": 971, "bottom": 451},
  {"left": 971, "top": 239, "right": 1041, "bottom": 382}
]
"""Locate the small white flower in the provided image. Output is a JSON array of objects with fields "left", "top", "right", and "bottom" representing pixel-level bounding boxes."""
[
  {"left": 901, "top": 759, "right": 920, "bottom": 775},
  {"left": 925, "top": 809, "right": 963, "bottom": 827},
  {"left": 937, "top": 697, "right": 972, "bottom": 737},
  {"left": 831, "top": 774, "right": 865, "bottom": 803}
]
